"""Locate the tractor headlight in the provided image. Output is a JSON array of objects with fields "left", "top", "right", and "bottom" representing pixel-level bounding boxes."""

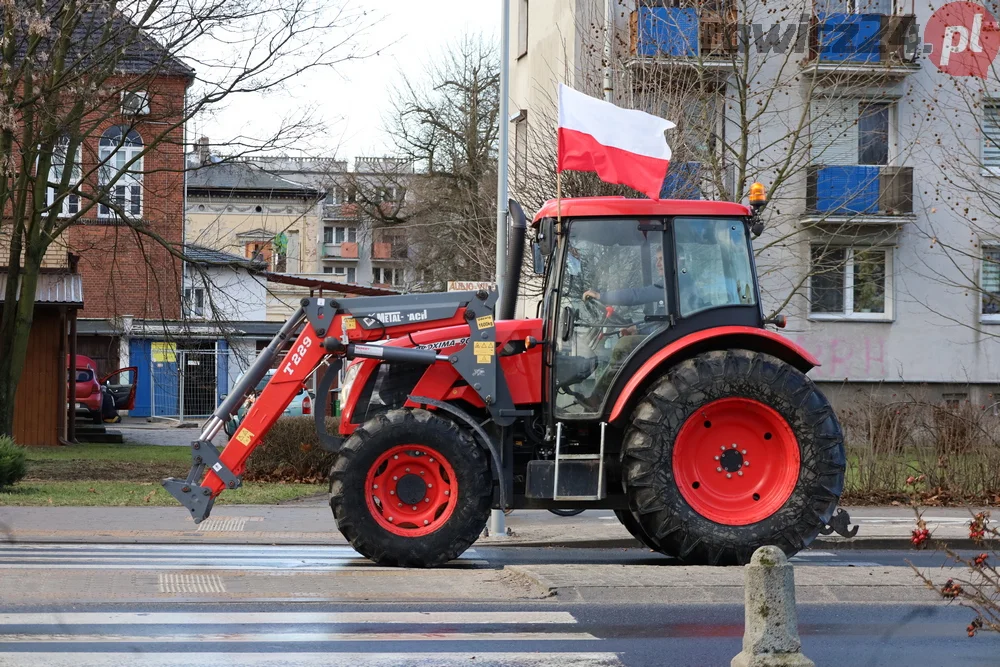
[{"left": 339, "top": 361, "right": 363, "bottom": 413}]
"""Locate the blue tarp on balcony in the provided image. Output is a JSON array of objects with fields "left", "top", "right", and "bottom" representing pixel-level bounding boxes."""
[
  {"left": 814, "top": 165, "right": 880, "bottom": 214},
  {"left": 817, "top": 13, "right": 882, "bottom": 62},
  {"left": 661, "top": 162, "right": 702, "bottom": 200},
  {"left": 635, "top": 7, "right": 699, "bottom": 58}
]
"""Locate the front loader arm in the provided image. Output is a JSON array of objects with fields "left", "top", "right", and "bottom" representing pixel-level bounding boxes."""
[{"left": 163, "top": 289, "right": 513, "bottom": 524}]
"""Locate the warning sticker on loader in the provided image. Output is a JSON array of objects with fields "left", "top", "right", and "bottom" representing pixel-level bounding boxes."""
[
  {"left": 476, "top": 315, "right": 494, "bottom": 330},
  {"left": 343, "top": 317, "right": 356, "bottom": 330},
  {"left": 236, "top": 428, "right": 255, "bottom": 446},
  {"left": 473, "top": 341, "right": 494, "bottom": 364}
]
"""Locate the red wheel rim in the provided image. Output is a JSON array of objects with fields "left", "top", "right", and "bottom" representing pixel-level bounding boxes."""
[
  {"left": 672, "top": 397, "right": 799, "bottom": 526},
  {"left": 364, "top": 444, "right": 458, "bottom": 537}
]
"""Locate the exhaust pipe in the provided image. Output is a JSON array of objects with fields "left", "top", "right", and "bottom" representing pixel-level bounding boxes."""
[{"left": 499, "top": 198, "right": 527, "bottom": 320}]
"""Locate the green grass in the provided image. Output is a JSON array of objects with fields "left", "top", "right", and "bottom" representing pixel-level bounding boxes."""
[
  {"left": 0, "top": 443, "right": 323, "bottom": 506},
  {"left": 0, "top": 480, "right": 321, "bottom": 506}
]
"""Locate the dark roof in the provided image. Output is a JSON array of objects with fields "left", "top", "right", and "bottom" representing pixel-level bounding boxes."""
[
  {"left": 262, "top": 272, "right": 400, "bottom": 296},
  {"left": 184, "top": 244, "right": 267, "bottom": 269},
  {"left": 187, "top": 162, "right": 323, "bottom": 198},
  {"left": 0, "top": 272, "right": 83, "bottom": 306},
  {"left": 18, "top": 6, "right": 193, "bottom": 79}
]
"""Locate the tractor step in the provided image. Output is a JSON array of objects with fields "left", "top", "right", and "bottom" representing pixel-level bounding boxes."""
[{"left": 523, "top": 422, "right": 608, "bottom": 500}]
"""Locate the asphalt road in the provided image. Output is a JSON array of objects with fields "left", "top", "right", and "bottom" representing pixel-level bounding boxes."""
[
  {"left": 0, "top": 543, "right": 994, "bottom": 666},
  {"left": 0, "top": 601, "right": 994, "bottom": 666}
]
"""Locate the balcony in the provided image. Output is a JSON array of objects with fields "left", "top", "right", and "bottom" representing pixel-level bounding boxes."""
[
  {"left": 372, "top": 242, "right": 407, "bottom": 261},
  {"left": 323, "top": 203, "right": 359, "bottom": 220},
  {"left": 322, "top": 241, "right": 359, "bottom": 260},
  {"left": 805, "top": 165, "right": 912, "bottom": 219},
  {"left": 803, "top": 13, "right": 920, "bottom": 78},
  {"left": 628, "top": 6, "right": 737, "bottom": 72}
]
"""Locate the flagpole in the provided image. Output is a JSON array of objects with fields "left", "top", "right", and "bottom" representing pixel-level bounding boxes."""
[{"left": 556, "top": 169, "right": 562, "bottom": 225}]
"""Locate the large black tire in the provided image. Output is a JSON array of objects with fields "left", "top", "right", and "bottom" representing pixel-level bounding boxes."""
[
  {"left": 614, "top": 509, "right": 662, "bottom": 551},
  {"left": 622, "top": 349, "right": 845, "bottom": 565},
  {"left": 330, "top": 408, "right": 492, "bottom": 567}
]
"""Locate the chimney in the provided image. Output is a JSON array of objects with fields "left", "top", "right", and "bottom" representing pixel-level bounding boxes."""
[{"left": 197, "top": 137, "right": 210, "bottom": 166}]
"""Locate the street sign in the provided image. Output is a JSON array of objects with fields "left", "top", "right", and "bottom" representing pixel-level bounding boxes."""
[{"left": 447, "top": 281, "right": 496, "bottom": 292}]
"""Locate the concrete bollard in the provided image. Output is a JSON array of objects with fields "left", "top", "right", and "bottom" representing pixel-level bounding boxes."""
[{"left": 731, "top": 546, "right": 814, "bottom": 667}]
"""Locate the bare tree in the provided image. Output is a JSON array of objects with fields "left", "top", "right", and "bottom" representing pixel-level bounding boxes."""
[
  {"left": 352, "top": 34, "right": 500, "bottom": 290},
  {"left": 0, "top": 0, "right": 378, "bottom": 436}
]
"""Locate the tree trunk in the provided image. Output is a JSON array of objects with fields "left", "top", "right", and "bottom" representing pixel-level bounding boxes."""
[{"left": 0, "top": 256, "right": 42, "bottom": 439}]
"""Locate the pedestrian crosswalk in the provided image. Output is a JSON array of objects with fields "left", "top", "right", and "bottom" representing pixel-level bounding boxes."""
[
  {"left": 0, "top": 610, "right": 623, "bottom": 666},
  {"left": 0, "top": 543, "right": 486, "bottom": 571}
]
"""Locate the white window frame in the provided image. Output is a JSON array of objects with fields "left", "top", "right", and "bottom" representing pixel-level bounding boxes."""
[
  {"left": 98, "top": 128, "right": 143, "bottom": 219},
  {"left": 981, "top": 245, "right": 1000, "bottom": 322},
  {"left": 183, "top": 287, "right": 206, "bottom": 319},
  {"left": 808, "top": 245, "right": 894, "bottom": 321},
  {"left": 323, "top": 226, "right": 334, "bottom": 244},
  {"left": 517, "top": 0, "right": 529, "bottom": 59},
  {"left": 983, "top": 101, "right": 1000, "bottom": 175}
]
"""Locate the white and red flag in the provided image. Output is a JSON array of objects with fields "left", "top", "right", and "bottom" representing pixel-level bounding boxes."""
[{"left": 557, "top": 83, "right": 676, "bottom": 200}]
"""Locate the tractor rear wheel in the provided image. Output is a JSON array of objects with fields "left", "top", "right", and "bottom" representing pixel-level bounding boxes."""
[
  {"left": 614, "top": 509, "right": 662, "bottom": 552},
  {"left": 622, "top": 349, "right": 845, "bottom": 565},
  {"left": 329, "top": 408, "right": 492, "bottom": 567}
]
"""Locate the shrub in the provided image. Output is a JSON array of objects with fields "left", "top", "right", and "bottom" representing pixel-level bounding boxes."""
[
  {"left": 243, "top": 416, "right": 338, "bottom": 483},
  {"left": 0, "top": 436, "right": 27, "bottom": 489}
]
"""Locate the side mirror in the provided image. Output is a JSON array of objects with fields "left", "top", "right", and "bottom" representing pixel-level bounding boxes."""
[
  {"left": 532, "top": 243, "right": 545, "bottom": 274},
  {"left": 537, "top": 217, "right": 555, "bottom": 257}
]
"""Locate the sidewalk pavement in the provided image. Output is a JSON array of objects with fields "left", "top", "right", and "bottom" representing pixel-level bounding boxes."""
[{"left": 0, "top": 502, "right": 985, "bottom": 549}]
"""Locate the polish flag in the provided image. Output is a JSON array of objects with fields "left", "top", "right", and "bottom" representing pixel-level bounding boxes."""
[{"left": 557, "top": 83, "right": 676, "bottom": 200}]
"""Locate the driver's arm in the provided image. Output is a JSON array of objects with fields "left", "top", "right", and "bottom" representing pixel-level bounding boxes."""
[{"left": 587, "top": 284, "right": 662, "bottom": 306}]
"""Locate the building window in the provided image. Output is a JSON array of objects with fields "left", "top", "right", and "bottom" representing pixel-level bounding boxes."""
[
  {"left": 334, "top": 226, "right": 357, "bottom": 244},
  {"left": 98, "top": 126, "right": 143, "bottom": 219},
  {"left": 373, "top": 267, "right": 402, "bottom": 286},
  {"left": 984, "top": 102, "right": 1000, "bottom": 170},
  {"left": 811, "top": 99, "right": 894, "bottom": 166},
  {"left": 332, "top": 266, "right": 356, "bottom": 282},
  {"left": 983, "top": 247, "right": 1000, "bottom": 319},
  {"left": 323, "top": 266, "right": 333, "bottom": 274},
  {"left": 183, "top": 287, "right": 205, "bottom": 318},
  {"left": 45, "top": 136, "right": 82, "bottom": 217},
  {"left": 858, "top": 102, "right": 890, "bottom": 166},
  {"left": 323, "top": 226, "right": 334, "bottom": 244},
  {"left": 348, "top": 267, "right": 356, "bottom": 283},
  {"left": 810, "top": 246, "right": 892, "bottom": 319},
  {"left": 514, "top": 114, "right": 528, "bottom": 190},
  {"left": 517, "top": 0, "right": 528, "bottom": 58}
]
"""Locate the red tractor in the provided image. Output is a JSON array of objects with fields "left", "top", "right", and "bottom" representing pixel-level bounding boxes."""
[{"left": 163, "top": 188, "right": 848, "bottom": 567}]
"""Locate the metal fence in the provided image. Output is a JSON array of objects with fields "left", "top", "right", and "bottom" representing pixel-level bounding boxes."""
[{"left": 150, "top": 349, "right": 247, "bottom": 421}]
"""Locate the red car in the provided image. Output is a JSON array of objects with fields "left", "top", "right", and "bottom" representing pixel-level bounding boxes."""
[{"left": 71, "top": 355, "right": 137, "bottom": 423}]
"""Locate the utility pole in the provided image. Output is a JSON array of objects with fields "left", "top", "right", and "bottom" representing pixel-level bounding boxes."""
[{"left": 490, "top": 0, "right": 512, "bottom": 539}]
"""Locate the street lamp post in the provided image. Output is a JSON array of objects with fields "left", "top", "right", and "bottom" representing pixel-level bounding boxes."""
[{"left": 490, "top": 0, "right": 512, "bottom": 539}]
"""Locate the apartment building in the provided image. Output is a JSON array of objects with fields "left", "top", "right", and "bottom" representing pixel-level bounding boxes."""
[{"left": 509, "top": 0, "right": 1000, "bottom": 403}]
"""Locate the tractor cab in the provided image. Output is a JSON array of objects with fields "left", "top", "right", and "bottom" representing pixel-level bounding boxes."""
[{"left": 531, "top": 198, "right": 764, "bottom": 421}]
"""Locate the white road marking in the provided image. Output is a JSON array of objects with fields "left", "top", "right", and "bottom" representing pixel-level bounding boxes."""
[
  {"left": 0, "top": 611, "right": 577, "bottom": 625},
  {"left": 0, "top": 631, "right": 598, "bottom": 643},
  {"left": 0, "top": 653, "right": 624, "bottom": 667},
  {"left": 157, "top": 573, "right": 226, "bottom": 594}
]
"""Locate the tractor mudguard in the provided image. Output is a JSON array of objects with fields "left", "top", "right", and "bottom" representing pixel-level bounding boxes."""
[{"left": 608, "top": 326, "right": 821, "bottom": 423}]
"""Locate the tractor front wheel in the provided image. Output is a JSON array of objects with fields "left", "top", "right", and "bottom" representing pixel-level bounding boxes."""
[
  {"left": 330, "top": 408, "right": 492, "bottom": 567},
  {"left": 622, "top": 349, "right": 845, "bottom": 565}
]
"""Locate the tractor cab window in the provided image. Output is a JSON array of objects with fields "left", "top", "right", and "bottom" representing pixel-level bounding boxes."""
[
  {"left": 552, "top": 218, "right": 666, "bottom": 418},
  {"left": 674, "top": 217, "right": 757, "bottom": 317}
]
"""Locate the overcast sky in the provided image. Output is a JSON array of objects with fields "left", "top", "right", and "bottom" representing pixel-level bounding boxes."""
[{"left": 192, "top": 1, "right": 500, "bottom": 165}]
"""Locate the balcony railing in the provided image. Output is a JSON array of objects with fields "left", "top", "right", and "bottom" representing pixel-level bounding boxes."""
[
  {"left": 805, "top": 165, "right": 912, "bottom": 216},
  {"left": 322, "top": 241, "right": 359, "bottom": 259},
  {"left": 630, "top": 6, "right": 737, "bottom": 61},
  {"left": 323, "top": 203, "right": 359, "bottom": 220},
  {"left": 808, "top": 13, "right": 918, "bottom": 66},
  {"left": 372, "top": 242, "right": 407, "bottom": 261}
]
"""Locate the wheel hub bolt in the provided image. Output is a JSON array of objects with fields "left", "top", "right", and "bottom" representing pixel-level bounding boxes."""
[
  {"left": 720, "top": 446, "right": 726, "bottom": 451},
  {"left": 393, "top": 455, "right": 398, "bottom": 460},
  {"left": 424, "top": 520, "right": 429, "bottom": 526},
  {"left": 717, "top": 467, "right": 723, "bottom": 472},
  {"left": 741, "top": 450, "right": 747, "bottom": 455},
  {"left": 714, "top": 455, "right": 720, "bottom": 461},
  {"left": 390, "top": 490, "right": 395, "bottom": 495},
  {"left": 738, "top": 471, "right": 744, "bottom": 476},
  {"left": 726, "top": 473, "right": 732, "bottom": 479},
  {"left": 373, "top": 484, "right": 378, "bottom": 489},
  {"left": 424, "top": 498, "right": 430, "bottom": 503},
  {"left": 398, "top": 503, "right": 402, "bottom": 507},
  {"left": 745, "top": 461, "right": 750, "bottom": 467},
  {"left": 405, "top": 468, "right": 410, "bottom": 473},
  {"left": 393, "top": 476, "right": 398, "bottom": 481},
  {"left": 412, "top": 506, "right": 417, "bottom": 510},
  {"left": 429, "top": 458, "right": 435, "bottom": 463},
  {"left": 731, "top": 443, "right": 738, "bottom": 448},
  {"left": 388, "top": 517, "right": 394, "bottom": 522},
  {"left": 444, "top": 490, "right": 450, "bottom": 496},
  {"left": 428, "top": 483, "right": 433, "bottom": 488}
]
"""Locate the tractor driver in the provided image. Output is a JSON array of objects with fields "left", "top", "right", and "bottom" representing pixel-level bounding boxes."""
[{"left": 579, "top": 244, "right": 666, "bottom": 409}]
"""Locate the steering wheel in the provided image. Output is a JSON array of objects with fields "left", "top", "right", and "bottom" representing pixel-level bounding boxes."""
[{"left": 582, "top": 296, "right": 631, "bottom": 329}]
